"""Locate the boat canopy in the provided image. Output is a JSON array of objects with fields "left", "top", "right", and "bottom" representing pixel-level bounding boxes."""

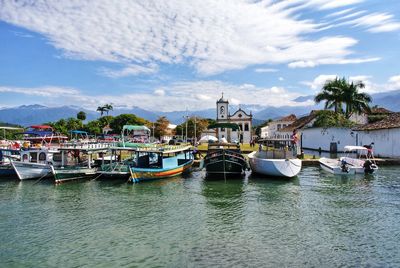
[
  {"left": 69, "top": 130, "right": 88, "bottom": 135},
  {"left": 30, "top": 125, "right": 53, "bottom": 130},
  {"left": 21, "top": 130, "right": 53, "bottom": 137},
  {"left": 344, "top": 145, "right": 368, "bottom": 151},
  {"left": 122, "top": 125, "right": 151, "bottom": 132},
  {"left": 207, "top": 123, "right": 240, "bottom": 130}
]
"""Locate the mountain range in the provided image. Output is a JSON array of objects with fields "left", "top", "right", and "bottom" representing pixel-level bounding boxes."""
[{"left": 1, "top": 90, "right": 399, "bottom": 126}]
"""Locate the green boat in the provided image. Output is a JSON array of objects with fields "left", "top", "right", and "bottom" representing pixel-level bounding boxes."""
[{"left": 50, "top": 143, "right": 110, "bottom": 183}]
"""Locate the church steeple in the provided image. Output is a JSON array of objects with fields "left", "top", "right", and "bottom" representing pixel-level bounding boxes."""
[
  {"left": 217, "top": 92, "right": 228, "bottom": 103},
  {"left": 216, "top": 93, "right": 229, "bottom": 120}
]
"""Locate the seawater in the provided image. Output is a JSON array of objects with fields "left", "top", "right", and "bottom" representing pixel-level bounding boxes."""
[{"left": 1, "top": 167, "right": 400, "bottom": 267}]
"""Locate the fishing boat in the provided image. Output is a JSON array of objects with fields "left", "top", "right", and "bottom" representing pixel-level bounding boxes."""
[
  {"left": 248, "top": 138, "right": 302, "bottom": 178},
  {"left": 0, "top": 148, "right": 20, "bottom": 178},
  {"left": 203, "top": 123, "right": 247, "bottom": 179},
  {"left": 96, "top": 147, "right": 137, "bottom": 180},
  {"left": 128, "top": 145, "right": 194, "bottom": 183},
  {"left": 319, "top": 145, "right": 378, "bottom": 175},
  {"left": 21, "top": 125, "right": 68, "bottom": 145},
  {"left": 118, "top": 125, "right": 152, "bottom": 147},
  {"left": 11, "top": 148, "right": 60, "bottom": 180},
  {"left": 50, "top": 142, "right": 110, "bottom": 183}
]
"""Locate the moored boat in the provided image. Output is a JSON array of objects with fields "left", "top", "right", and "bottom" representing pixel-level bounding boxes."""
[
  {"left": 319, "top": 145, "right": 378, "bottom": 175},
  {"left": 11, "top": 148, "right": 59, "bottom": 180},
  {"left": 128, "top": 145, "right": 194, "bottom": 182},
  {"left": 248, "top": 138, "right": 301, "bottom": 178},
  {"left": 50, "top": 143, "right": 110, "bottom": 183}
]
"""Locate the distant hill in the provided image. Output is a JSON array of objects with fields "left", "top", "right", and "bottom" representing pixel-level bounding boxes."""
[{"left": 0, "top": 90, "right": 398, "bottom": 126}]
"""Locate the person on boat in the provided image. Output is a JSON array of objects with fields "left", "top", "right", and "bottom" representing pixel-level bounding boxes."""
[
  {"left": 363, "top": 160, "right": 374, "bottom": 174},
  {"left": 341, "top": 159, "right": 349, "bottom": 173}
]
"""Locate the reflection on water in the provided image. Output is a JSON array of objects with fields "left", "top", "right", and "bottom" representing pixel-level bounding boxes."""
[{"left": 1, "top": 166, "right": 400, "bottom": 267}]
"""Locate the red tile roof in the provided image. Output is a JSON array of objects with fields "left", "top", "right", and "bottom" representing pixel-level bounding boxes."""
[
  {"left": 276, "top": 114, "right": 297, "bottom": 122},
  {"left": 354, "top": 112, "right": 400, "bottom": 131}
]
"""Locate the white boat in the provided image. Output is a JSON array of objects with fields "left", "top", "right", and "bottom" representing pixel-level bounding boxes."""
[
  {"left": 11, "top": 148, "right": 60, "bottom": 180},
  {"left": 248, "top": 139, "right": 302, "bottom": 178},
  {"left": 319, "top": 145, "right": 378, "bottom": 175}
]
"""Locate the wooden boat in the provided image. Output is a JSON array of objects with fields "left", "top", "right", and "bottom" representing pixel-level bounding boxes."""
[
  {"left": 203, "top": 123, "right": 247, "bottom": 179},
  {"left": 50, "top": 143, "right": 110, "bottom": 183},
  {"left": 11, "top": 148, "right": 60, "bottom": 180},
  {"left": 248, "top": 138, "right": 301, "bottom": 178},
  {"left": 0, "top": 149, "right": 20, "bottom": 178},
  {"left": 203, "top": 142, "right": 247, "bottom": 178},
  {"left": 96, "top": 147, "right": 137, "bottom": 180},
  {"left": 319, "top": 145, "right": 378, "bottom": 175},
  {"left": 22, "top": 125, "right": 68, "bottom": 145},
  {"left": 128, "top": 145, "right": 194, "bottom": 182}
]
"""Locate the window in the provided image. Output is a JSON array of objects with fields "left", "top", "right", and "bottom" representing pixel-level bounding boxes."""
[
  {"left": 238, "top": 114, "right": 242, "bottom": 118},
  {"left": 244, "top": 123, "right": 249, "bottom": 131},
  {"left": 277, "top": 124, "right": 281, "bottom": 130},
  {"left": 39, "top": 152, "right": 46, "bottom": 161},
  {"left": 221, "top": 128, "right": 225, "bottom": 131},
  {"left": 239, "top": 124, "right": 243, "bottom": 131}
]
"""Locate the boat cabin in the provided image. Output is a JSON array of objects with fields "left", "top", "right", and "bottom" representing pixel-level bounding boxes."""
[
  {"left": 257, "top": 138, "right": 297, "bottom": 159},
  {"left": 20, "top": 148, "right": 61, "bottom": 165}
]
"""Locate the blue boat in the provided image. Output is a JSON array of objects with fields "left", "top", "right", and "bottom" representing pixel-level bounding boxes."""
[{"left": 0, "top": 149, "right": 20, "bottom": 178}]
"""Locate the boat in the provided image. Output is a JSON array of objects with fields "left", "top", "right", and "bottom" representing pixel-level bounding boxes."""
[
  {"left": 248, "top": 138, "right": 302, "bottom": 178},
  {"left": 21, "top": 125, "right": 68, "bottom": 145},
  {"left": 50, "top": 142, "right": 110, "bottom": 183},
  {"left": 203, "top": 123, "right": 247, "bottom": 179},
  {"left": 11, "top": 148, "right": 60, "bottom": 180},
  {"left": 128, "top": 145, "right": 194, "bottom": 182},
  {"left": 96, "top": 147, "right": 137, "bottom": 180},
  {"left": 319, "top": 145, "right": 378, "bottom": 175},
  {"left": 118, "top": 125, "right": 152, "bottom": 147},
  {"left": 0, "top": 148, "right": 20, "bottom": 178}
]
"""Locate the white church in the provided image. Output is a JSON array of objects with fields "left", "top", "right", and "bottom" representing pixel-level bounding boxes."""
[{"left": 215, "top": 94, "right": 253, "bottom": 143}]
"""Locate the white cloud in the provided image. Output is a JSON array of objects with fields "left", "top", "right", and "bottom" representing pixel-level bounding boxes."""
[
  {"left": 154, "top": 89, "right": 165, "bottom": 96},
  {"left": 341, "top": 12, "right": 400, "bottom": 33},
  {"left": 0, "top": 81, "right": 311, "bottom": 112},
  {"left": 0, "top": 0, "right": 388, "bottom": 75},
  {"left": 289, "top": 56, "right": 380, "bottom": 68},
  {"left": 0, "top": 86, "right": 80, "bottom": 97},
  {"left": 301, "top": 74, "right": 338, "bottom": 90},
  {"left": 279, "top": 77, "right": 284, "bottom": 81},
  {"left": 254, "top": 68, "right": 278, "bottom": 73},
  {"left": 100, "top": 64, "right": 158, "bottom": 78},
  {"left": 388, "top": 75, "right": 400, "bottom": 89}
]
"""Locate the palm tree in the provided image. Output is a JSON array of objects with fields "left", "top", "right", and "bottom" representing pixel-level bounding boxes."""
[
  {"left": 77, "top": 111, "right": 86, "bottom": 121},
  {"left": 97, "top": 106, "right": 106, "bottom": 117},
  {"left": 104, "top": 103, "right": 113, "bottom": 116},
  {"left": 314, "top": 77, "right": 347, "bottom": 113},
  {"left": 342, "top": 81, "right": 372, "bottom": 118},
  {"left": 314, "top": 77, "right": 372, "bottom": 118}
]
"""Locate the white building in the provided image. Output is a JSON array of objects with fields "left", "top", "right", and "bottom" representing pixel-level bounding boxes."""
[
  {"left": 216, "top": 94, "right": 252, "bottom": 143},
  {"left": 354, "top": 112, "right": 400, "bottom": 158},
  {"left": 260, "top": 114, "right": 297, "bottom": 138}
]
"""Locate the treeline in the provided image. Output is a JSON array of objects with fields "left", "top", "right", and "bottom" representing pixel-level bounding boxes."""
[{"left": 45, "top": 112, "right": 214, "bottom": 140}]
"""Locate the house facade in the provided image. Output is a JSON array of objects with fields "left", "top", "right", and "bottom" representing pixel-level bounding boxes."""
[
  {"left": 354, "top": 112, "right": 400, "bottom": 157},
  {"left": 260, "top": 114, "right": 297, "bottom": 138},
  {"left": 216, "top": 94, "right": 252, "bottom": 143}
]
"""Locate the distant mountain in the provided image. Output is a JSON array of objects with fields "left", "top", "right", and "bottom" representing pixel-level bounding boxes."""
[
  {"left": 372, "top": 90, "right": 400, "bottom": 112},
  {"left": 0, "top": 105, "right": 97, "bottom": 126},
  {"left": 0, "top": 89, "right": 398, "bottom": 126}
]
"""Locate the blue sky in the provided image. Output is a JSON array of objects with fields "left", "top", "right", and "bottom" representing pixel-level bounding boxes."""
[{"left": 0, "top": 0, "right": 400, "bottom": 112}]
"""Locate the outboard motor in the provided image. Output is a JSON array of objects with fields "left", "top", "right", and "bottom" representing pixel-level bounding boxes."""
[{"left": 363, "top": 160, "right": 374, "bottom": 174}]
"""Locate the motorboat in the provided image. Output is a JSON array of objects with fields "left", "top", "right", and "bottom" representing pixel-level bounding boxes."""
[
  {"left": 248, "top": 138, "right": 301, "bottom": 178},
  {"left": 319, "top": 145, "right": 378, "bottom": 175}
]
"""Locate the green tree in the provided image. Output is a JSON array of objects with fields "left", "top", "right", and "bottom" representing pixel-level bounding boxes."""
[
  {"left": 77, "top": 111, "right": 86, "bottom": 121},
  {"left": 104, "top": 103, "right": 113, "bottom": 116},
  {"left": 97, "top": 106, "right": 107, "bottom": 117},
  {"left": 314, "top": 77, "right": 347, "bottom": 113},
  {"left": 154, "top": 116, "right": 170, "bottom": 139},
  {"left": 312, "top": 110, "right": 354, "bottom": 128},
  {"left": 84, "top": 120, "right": 103, "bottom": 135},
  {"left": 109, "top": 114, "right": 149, "bottom": 134},
  {"left": 342, "top": 81, "right": 371, "bottom": 118}
]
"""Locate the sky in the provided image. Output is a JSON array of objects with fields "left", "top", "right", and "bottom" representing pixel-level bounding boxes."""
[{"left": 0, "top": 0, "right": 400, "bottom": 112}]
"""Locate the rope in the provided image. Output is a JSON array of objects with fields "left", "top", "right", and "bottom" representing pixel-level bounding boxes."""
[{"left": 33, "top": 170, "right": 51, "bottom": 184}]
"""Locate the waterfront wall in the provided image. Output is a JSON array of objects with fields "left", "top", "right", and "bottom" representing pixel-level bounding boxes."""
[
  {"left": 357, "top": 128, "right": 400, "bottom": 158},
  {"left": 301, "top": 127, "right": 356, "bottom": 152}
]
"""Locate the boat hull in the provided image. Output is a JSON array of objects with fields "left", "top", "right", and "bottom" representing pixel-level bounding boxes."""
[
  {"left": 129, "top": 160, "right": 193, "bottom": 182},
  {"left": 51, "top": 166, "right": 96, "bottom": 183},
  {"left": 319, "top": 157, "right": 357, "bottom": 175},
  {"left": 204, "top": 150, "right": 246, "bottom": 178},
  {"left": 0, "top": 165, "right": 17, "bottom": 178},
  {"left": 248, "top": 151, "right": 301, "bottom": 178},
  {"left": 11, "top": 161, "right": 52, "bottom": 180}
]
